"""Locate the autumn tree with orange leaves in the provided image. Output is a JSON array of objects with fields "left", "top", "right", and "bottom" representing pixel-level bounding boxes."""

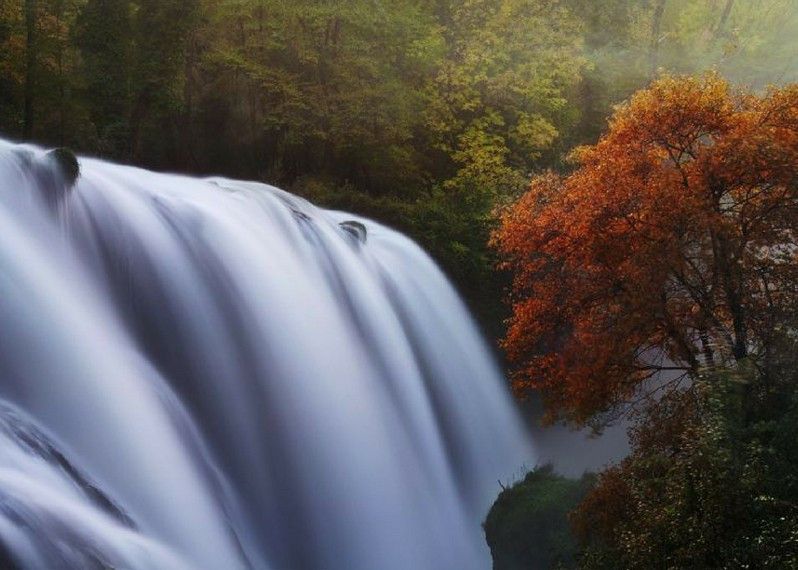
[{"left": 493, "top": 74, "right": 798, "bottom": 424}]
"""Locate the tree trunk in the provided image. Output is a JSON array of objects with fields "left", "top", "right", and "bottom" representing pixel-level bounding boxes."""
[
  {"left": 649, "top": 0, "right": 667, "bottom": 76},
  {"left": 55, "top": 0, "right": 65, "bottom": 145},
  {"left": 129, "top": 90, "right": 151, "bottom": 162},
  {"left": 699, "top": 329, "right": 716, "bottom": 369},
  {"left": 710, "top": 0, "right": 735, "bottom": 47},
  {"left": 714, "top": 231, "right": 748, "bottom": 361},
  {"left": 23, "top": 0, "right": 38, "bottom": 140}
]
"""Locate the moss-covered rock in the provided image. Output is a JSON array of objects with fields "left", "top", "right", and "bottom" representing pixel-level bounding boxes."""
[{"left": 484, "top": 465, "right": 594, "bottom": 570}]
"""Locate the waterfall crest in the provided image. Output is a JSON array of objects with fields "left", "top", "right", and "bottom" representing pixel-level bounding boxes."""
[{"left": 0, "top": 141, "right": 531, "bottom": 569}]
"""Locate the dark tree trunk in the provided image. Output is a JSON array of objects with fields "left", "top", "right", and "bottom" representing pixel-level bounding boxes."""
[
  {"left": 714, "top": 231, "right": 748, "bottom": 361},
  {"left": 23, "top": 0, "right": 38, "bottom": 140},
  {"left": 711, "top": 0, "right": 735, "bottom": 47},
  {"left": 55, "top": 0, "right": 65, "bottom": 145},
  {"left": 129, "top": 90, "right": 152, "bottom": 162},
  {"left": 650, "top": 0, "right": 667, "bottom": 76}
]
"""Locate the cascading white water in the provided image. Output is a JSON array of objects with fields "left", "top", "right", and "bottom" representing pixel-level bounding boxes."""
[{"left": 0, "top": 140, "right": 532, "bottom": 569}]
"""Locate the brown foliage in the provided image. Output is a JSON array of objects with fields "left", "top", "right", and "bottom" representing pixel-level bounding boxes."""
[{"left": 493, "top": 74, "right": 798, "bottom": 423}]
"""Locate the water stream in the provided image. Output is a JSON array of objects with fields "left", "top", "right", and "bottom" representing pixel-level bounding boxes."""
[{"left": 0, "top": 141, "right": 531, "bottom": 569}]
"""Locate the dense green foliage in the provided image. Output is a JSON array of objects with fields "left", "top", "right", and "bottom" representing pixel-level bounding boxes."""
[
  {"left": 485, "top": 465, "right": 594, "bottom": 570},
  {"left": 573, "top": 351, "right": 798, "bottom": 569},
  {"left": 4, "top": 0, "right": 798, "bottom": 331}
]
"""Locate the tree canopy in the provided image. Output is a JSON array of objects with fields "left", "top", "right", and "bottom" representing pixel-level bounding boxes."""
[
  {"left": 493, "top": 75, "right": 798, "bottom": 424},
  {"left": 572, "top": 360, "right": 798, "bottom": 569},
  {"left": 5, "top": 1, "right": 798, "bottom": 336}
]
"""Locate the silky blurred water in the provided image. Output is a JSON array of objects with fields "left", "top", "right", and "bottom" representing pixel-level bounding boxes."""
[{"left": 0, "top": 141, "right": 532, "bottom": 569}]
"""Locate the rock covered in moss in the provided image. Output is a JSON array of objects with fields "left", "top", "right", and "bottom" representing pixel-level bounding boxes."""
[{"left": 484, "top": 465, "right": 594, "bottom": 569}]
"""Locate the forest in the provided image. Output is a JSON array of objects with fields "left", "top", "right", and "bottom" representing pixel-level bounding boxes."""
[
  {"left": 5, "top": 0, "right": 798, "bottom": 333},
  {"left": 3, "top": 0, "right": 798, "bottom": 568}
]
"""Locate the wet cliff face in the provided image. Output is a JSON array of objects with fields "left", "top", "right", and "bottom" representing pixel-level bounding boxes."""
[{"left": 0, "top": 141, "right": 532, "bottom": 570}]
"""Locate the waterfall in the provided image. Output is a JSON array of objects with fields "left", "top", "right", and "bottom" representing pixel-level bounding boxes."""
[{"left": 0, "top": 141, "right": 532, "bottom": 569}]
